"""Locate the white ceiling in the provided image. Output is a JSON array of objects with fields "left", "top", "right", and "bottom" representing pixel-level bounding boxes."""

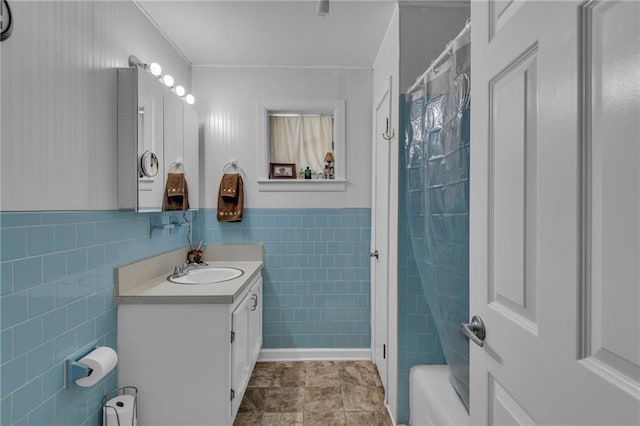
[{"left": 136, "top": 0, "right": 397, "bottom": 68}]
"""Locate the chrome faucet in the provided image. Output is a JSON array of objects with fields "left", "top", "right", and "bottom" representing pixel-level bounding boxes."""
[{"left": 171, "top": 262, "right": 191, "bottom": 278}]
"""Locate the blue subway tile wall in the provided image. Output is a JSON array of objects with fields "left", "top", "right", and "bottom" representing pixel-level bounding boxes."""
[
  {"left": 397, "top": 229, "right": 445, "bottom": 424},
  {"left": 193, "top": 208, "right": 371, "bottom": 349},
  {"left": 0, "top": 211, "right": 190, "bottom": 426}
]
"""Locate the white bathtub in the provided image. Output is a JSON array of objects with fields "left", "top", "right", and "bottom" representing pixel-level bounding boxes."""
[{"left": 409, "top": 365, "right": 469, "bottom": 426}]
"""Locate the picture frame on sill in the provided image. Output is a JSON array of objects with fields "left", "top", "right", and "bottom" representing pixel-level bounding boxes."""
[{"left": 270, "top": 163, "right": 297, "bottom": 179}]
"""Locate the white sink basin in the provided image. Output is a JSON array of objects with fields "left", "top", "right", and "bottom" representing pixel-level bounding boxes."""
[{"left": 168, "top": 267, "right": 244, "bottom": 284}]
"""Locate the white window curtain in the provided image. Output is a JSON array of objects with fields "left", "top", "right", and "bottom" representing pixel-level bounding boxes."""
[{"left": 269, "top": 115, "right": 333, "bottom": 175}]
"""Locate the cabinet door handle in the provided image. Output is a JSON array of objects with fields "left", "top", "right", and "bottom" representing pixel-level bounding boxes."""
[{"left": 250, "top": 294, "right": 258, "bottom": 311}]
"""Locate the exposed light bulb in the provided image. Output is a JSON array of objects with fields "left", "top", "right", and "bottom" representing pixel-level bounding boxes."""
[
  {"left": 175, "top": 85, "right": 186, "bottom": 97},
  {"left": 185, "top": 94, "right": 195, "bottom": 105},
  {"left": 149, "top": 62, "right": 162, "bottom": 77},
  {"left": 163, "top": 74, "right": 174, "bottom": 88}
]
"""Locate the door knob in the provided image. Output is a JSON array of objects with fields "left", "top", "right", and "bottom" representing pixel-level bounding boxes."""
[{"left": 461, "top": 315, "right": 486, "bottom": 347}]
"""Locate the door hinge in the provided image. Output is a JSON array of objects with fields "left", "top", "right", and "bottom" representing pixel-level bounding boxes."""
[
  {"left": 231, "top": 331, "right": 235, "bottom": 343},
  {"left": 230, "top": 389, "right": 235, "bottom": 401},
  {"left": 383, "top": 344, "right": 386, "bottom": 359}
]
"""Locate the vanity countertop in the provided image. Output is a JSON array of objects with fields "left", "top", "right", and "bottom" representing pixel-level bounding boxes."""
[{"left": 115, "top": 245, "right": 264, "bottom": 305}]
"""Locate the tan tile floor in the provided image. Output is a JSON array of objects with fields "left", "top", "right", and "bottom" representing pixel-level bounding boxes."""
[{"left": 233, "top": 361, "right": 394, "bottom": 426}]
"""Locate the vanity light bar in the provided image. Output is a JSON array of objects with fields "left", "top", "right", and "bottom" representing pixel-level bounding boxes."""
[
  {"left": 163, "top": 74, "right": 174, "bottom": 88},
  {"left": 149, "top": 62, "right": 162, "bottom": 77},
  {"left": 129, "top": 55, "right": 195, "bottom": 105}
]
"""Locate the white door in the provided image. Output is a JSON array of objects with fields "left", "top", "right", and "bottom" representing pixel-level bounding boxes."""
[
  {"left": 372, "top": 78, "right": 393, "bottom": 395},
  {"left": 470, "top": 0, "right": 640, "bottom": 424}
]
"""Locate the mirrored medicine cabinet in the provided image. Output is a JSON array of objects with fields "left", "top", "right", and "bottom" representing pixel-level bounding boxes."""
[{"left": 117, "top": 67, "right": 199, "bottom": 212}]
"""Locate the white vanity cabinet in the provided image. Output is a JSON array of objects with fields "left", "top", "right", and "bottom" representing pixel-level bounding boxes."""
[
  {"left": 231, "top": 278, "right": 262, "bottom": 418},
  {"left": 117, "top": 273, "right": 262, "bottom": 425}
]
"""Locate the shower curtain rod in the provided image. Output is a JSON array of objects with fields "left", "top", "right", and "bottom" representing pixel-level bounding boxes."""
[{"left": 407, "top": 18, "right": 471, "bottom": 94}]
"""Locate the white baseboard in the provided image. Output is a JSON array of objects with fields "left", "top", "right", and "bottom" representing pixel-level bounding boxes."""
[{"left": 258, "top": 348, "right": 372, "bottom": 362}]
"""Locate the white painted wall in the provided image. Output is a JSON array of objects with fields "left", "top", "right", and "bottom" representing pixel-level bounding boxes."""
[
  {"left": 1, "top": 1, "right": 191, "bottom": 211},
  {"left": 193, "top": 67, "right": 372, "bottom": 209},
  {"left": 399, "top": 3, "right": 470, "bottom": 91},
  {"left": 374, "top": 6, "right": 400, "bottom": 105}
]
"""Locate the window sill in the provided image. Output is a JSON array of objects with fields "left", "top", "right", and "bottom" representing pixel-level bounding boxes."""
[{"left": 257, "top": 179, "right": 347, "bottom": 192}]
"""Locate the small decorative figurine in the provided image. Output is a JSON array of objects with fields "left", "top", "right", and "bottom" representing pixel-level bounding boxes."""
[{"left": 324, "top": 152, "right": 335, "bottom": 179}]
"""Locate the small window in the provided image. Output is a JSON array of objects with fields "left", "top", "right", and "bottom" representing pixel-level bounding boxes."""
[
  {"left": 257, "top": 100, "right": 346, "bottom": 192},
  {"left": 269, "top": 113, "right": 334, "bottom": 178}
]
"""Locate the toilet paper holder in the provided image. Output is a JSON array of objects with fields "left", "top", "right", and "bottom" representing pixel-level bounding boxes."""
[{"left": 66, "top": 344, "right": 98, "bottom": 387}]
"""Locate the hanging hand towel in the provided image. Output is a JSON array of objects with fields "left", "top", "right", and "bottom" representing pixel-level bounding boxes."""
[
  {"left": 162, "top": 173, "right": 189, "bottom": 211},
  {"left": 220, "top": 173, "right": 239, "bottom": 198},
  {"left": 217, "top": 173, "right": 244, "bottom": 222}
]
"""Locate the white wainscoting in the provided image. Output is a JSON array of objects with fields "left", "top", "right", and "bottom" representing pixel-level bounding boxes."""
[
  {"left": 193, "top": 66, "right": 373, "bottom": 209},
  {"left": 1, "top": 1, "right": 190, "bottom": 211}
]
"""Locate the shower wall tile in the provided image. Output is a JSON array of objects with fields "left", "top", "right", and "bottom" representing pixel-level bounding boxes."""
[
  {"left": 0, "top": 210, "right": 189, "bottom": 425},
  {"left": 194, "top": 208, "right": 372, "bottom": 349}
]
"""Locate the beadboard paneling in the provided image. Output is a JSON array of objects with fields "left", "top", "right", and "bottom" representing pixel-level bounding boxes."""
[
  {"left": 192, "top": 67, "right": 373, "bottom": 209},
  {"left": 1, "top": 1, "right": 191, "bottom": 211}
]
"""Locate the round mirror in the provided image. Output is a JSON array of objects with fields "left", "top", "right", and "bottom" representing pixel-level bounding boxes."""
[{"left": 139, "top": 151, "right": 159, "bottom": 177}]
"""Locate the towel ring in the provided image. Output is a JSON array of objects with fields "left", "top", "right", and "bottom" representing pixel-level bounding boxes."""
[
  {"left": 168, "top": 158, "right": 184, "bottom": 172},
  {"left": 222, "top": 159, "right": 246, "bottom": 179}
]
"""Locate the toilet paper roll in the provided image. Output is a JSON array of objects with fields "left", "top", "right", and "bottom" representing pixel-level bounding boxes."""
[
  {"left": 75, "top": 346, "right": 118, "bottom": 387},
  {"left": 104, "top": 394, "right": 137, "bottom": 426}
]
